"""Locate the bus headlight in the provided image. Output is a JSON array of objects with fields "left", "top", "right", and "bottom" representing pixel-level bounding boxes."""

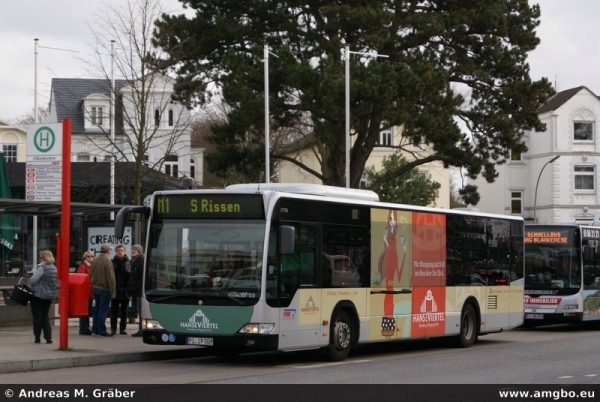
[
  {"left": 563, "top": 304, "right": 579, "bottom": 311},
  {"left": 238, "top": 323, "right": 274, "bottom": 334},
  {"left": 143, "top": 319, "right": 164, "bottom": 330}
]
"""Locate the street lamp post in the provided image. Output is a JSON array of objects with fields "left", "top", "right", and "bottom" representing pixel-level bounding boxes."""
[
  {"left": 533, "top": 155, "right": 560, "bottom": 223},
  {"left": 345, "top": 46, "right": 388, "bottom": 188},
  {"left": 264, "top": 45, "right": 278, "bottom": 184},
  {"left": 32, "top": 39, "right": 78, "bottom": 258},
  {"left": 110, "top": 40, "right": 117, "bottom": 219}
]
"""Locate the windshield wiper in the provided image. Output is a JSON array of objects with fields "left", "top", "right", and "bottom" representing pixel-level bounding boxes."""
[
  {"left": 148, "top": 294, "right": 197, "bottom": 302},
  {"left": 221, "top": 291, "right": 245, "bottom": 305}
]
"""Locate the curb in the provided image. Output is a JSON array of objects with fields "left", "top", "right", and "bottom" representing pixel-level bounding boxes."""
[{"left": 0, "top": 348, "right": 209, "bottom": 374}]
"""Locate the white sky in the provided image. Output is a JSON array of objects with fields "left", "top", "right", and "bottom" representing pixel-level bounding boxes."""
[{"left": 0, "top": 0, "right": 597, "bottom": 121}]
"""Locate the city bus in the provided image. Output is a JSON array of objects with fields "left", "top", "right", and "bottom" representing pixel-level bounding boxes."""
[
  {"left": 115, "top": 183, "right": 525, "bottom": 361},
  {"left": 524, "top": 224, "right": 600, "bottom": 327}
]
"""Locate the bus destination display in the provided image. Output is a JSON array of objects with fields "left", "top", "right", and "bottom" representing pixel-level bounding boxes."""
[
  {"left": 153, "top": 194, "right": 264, "bottom": 219},
  {"left": 524, "top": 230, "right": 571, "bottom": 244}
]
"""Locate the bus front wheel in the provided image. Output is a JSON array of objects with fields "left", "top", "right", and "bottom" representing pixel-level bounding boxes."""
[
  {"left": 326, "top": 310, "right": 352, "bottom": 361},
  {"left": 453, "top": 304, "right": 477, "bottom": 348}
]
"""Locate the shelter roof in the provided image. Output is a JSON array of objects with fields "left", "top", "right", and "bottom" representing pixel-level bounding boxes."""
[{"left": 0, "top": 199, "right": 126, "bottom": 217}]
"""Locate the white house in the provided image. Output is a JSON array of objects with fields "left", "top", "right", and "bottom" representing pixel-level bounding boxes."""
[
  {"left": 471, "top": 86, "right": 600, "bottom": 225},
  {"left": 48, "top": 76, "right": 203, "bottom": 185}
]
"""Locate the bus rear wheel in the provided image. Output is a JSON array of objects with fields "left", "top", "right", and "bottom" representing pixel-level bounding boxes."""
[
  {"left": 452, "top": 304, "right": 477, "bottom": 348},
  {"left": 326, "top": 310, "right": 352, "bottom": 361}
]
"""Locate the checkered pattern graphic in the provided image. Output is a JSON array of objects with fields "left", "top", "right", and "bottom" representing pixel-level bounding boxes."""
[{"left": 381, "top": 316, "right": 396, "bottom": 337}]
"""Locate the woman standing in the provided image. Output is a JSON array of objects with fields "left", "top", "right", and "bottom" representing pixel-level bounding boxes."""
[
  {"left": 30, "top": 250, "right": 58, "bottom": 344},
  {"left": 76, "top": 251, "right": 95, "bottom": 335}
]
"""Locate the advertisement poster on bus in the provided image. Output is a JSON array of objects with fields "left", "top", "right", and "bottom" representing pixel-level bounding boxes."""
[{"left": 369, "top": 209, "right": 447, "bottom": 340}]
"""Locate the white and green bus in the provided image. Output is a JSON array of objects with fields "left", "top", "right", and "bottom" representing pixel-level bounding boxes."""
[{"left": 115, "top": 183, "right": 524, "bottom": 361}]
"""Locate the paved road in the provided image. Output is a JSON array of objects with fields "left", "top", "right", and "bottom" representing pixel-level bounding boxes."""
[{"left": 1, "top": 324, "right": 599, "bottom": 384}]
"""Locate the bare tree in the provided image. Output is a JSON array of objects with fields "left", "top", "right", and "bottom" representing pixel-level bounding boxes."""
[
  {"left": 193, "top": 99, "right": 311, "bottom": 186},
  {"left": 8, "top": 107, "right": 49, "bottom": 126},
  {"left": 78, "top": 0, "right": 194, "bottom": 205}
]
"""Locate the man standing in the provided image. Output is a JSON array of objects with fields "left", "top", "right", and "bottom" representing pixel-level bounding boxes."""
[
  {"left": 110, "top": 245, "right": 130, "bottom": 335},
  {"left": 90, "top": 243, "right": 116, "bottom": 337},
  {"left": 127, "top": 244, "right": 145, "bottom": 337}
]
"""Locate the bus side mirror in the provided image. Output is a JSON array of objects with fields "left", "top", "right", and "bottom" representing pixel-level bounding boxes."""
[
  {"left": 115, "top": 206, "right": 149, "bottom": 239},
  {"left": 279, "top": 226, "right": 295, "bottom": 255}
]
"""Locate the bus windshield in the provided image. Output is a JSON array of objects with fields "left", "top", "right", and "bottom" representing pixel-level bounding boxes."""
[
  {"left": 525, "top": 242, "right": 581, "bottom": 295},
  {"left": 145, "top": 219, "right": 266, "bottom": 302}
]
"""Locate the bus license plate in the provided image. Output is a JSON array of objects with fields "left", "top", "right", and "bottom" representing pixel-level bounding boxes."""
[
  {"left": 525, "top": 313, "right": 544, "bottom": 320},
  {"left": 186, "top": 337, "right": 213, "bottom": 346}
]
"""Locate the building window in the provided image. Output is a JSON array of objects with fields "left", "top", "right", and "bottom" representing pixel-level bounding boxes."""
[
  {"left": 574, "top": 122, "right": 594, "bottom": 141},
  {"left": 103, "top": 155, "right": 112, "bottom": 162},
  {"left": 510, "top": 147, "right": 522, "bottom": 161},
  {"left": 377, "top": 130, "right": 392, "bottom": 146},
  {"left": 168, "top": 109, "right": 174, "bottom": 127},
  {"left": 575, "top": 166, "right": 595, "bottom": 191},
  {"left": 190, "top": 158, "right": 195, "bottom": 179},
  {"left": 91, "top": 107, "right": 103, "bottom": 126},
  {"left": 154, "top": 109, "right": 161, "bottom": 127},
  {"left": 2, "top": 145, "right": 17, "bottom": 162},
  {"left": 165, "top": 154, "right": 178, "bottom": 178},
  {"left": 417, "top": 170, "right": 429, "bottom": 180},
  {"left": 510, "top": 191, "right": 522, "bottom": 215},
  {"left": 76, "top": 154, "right": 90, "bottom": 162}
]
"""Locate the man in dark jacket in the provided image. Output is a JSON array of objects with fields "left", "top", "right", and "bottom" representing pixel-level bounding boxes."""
[
  {"left": 110, "top": 244, "right": 130, "bottom": 335},
  {"left": 127, "top": 244, "right": 144, "bottom": 337}
]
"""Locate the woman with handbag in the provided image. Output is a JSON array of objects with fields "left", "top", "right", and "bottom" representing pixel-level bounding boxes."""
[{"left": 30, "top": 250, "right": 58, "bottom": 344}]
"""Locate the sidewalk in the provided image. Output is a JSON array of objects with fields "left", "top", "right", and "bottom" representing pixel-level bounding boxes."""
[{"left": 0, "top": 318, "right": 209, "bottom": 374}]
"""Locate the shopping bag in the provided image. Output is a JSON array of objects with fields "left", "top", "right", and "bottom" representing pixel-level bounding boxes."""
[{"left": 10, "top": 278, "right": 33, "bottom": 306}]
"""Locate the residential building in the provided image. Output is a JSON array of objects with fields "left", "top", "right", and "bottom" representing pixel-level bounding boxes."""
[
  {"left": 49, "top": 77, "right": 203, "bottom": 185},
  {"left": 471, "top": 86, "right": 600, "bottom": 225},
  {"left": 278, "top": 126, "right": 450, "bottom": 208},
  {"left": 0, "top": 120, "right": 26, "bottom": 162},
  {"left": 0, "top": 76, "right": 204, "bottom": 270}
]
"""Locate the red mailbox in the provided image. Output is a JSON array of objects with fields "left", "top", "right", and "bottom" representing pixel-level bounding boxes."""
[{"left": 68, "top": 273, "right": 90, "bottom": 317}]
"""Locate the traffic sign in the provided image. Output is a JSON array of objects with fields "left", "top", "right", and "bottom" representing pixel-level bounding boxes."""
[{"left": 26, "top": 123, "right": 63, "bottom": 201}]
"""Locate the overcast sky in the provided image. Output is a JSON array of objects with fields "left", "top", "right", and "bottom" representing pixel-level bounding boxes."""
[{"left": 0, "top": 0, "right": 597, "bottom": 122}]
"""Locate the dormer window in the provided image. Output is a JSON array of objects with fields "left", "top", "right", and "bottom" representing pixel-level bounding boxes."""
[{"left": 83, "top": 93, "right": 110, "bottom": 131}]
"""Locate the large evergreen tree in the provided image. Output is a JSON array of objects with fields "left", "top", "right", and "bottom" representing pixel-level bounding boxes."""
[{"left": 153, "top": 0, "right": 554, "bottom": 203}]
